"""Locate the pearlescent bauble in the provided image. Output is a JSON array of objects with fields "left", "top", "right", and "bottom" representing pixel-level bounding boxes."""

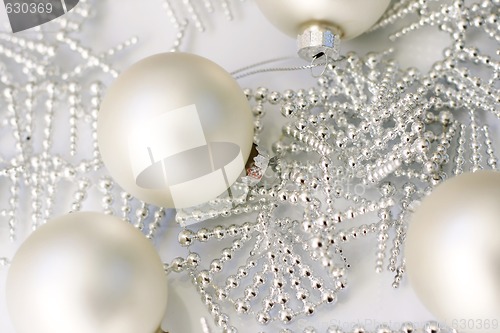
[
  {"left": 255, "top": 0, "right": 391, "bottom": 40},
  {"left": 406, "top": 171, "right": 500, "bottom": 333},
  {"left": 98, "top": 52, "right": 253, "bottom": 208},
  {"left": 6, "top": 212, "right": 167, "bottom": 333}
]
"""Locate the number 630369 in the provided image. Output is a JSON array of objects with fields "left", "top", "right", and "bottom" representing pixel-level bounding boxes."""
[
  {"left": 5, "top": 2, "right": 53, "bottom": 14},
  {"left": 451, "top": 319, "right": 499, "bottom": 330}
]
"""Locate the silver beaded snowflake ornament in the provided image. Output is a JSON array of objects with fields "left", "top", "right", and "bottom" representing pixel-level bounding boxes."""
[
  {"left": 169, "top": 1, "right": 500, "bottom": 332},
  {"left": 0, "top": 0, "right": 121, "bottom": 242}
]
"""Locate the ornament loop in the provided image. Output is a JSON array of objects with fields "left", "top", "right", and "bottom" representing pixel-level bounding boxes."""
[{"left": 310, "top": 50, "right": 329, "bottom": 78}]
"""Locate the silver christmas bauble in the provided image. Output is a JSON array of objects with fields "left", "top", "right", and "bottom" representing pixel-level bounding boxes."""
[
  {"left": 255, "top": 0, "right": 391, "bottom": 40},
  {"left": 6, "top": 212, "right": 168, "bottom": 333},
  {"left": 98, "top": 52, "right": 254, "bottom": 208},
  {"left": 406, "top": 171, "right": 500, "bottom": 333}
]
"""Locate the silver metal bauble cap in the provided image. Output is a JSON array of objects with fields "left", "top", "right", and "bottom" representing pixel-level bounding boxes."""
[{"left": 297, "top": 24, "right": 341, "bottom": 62}]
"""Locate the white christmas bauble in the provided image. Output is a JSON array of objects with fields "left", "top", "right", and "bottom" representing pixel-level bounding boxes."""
[
  {"left": 6, "top": 212, "right": 168, "bottom": 333},
  {"left": 255, "top": 0, "right": 391, "bottom": 40},
  {"left": 98, "top": 52, "right": 254, "bottom": 208},
  {"left": 406, "top": 171, "right": 500, "bottom": 333}
]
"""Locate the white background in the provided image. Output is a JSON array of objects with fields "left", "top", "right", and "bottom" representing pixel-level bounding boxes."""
[{"left": 0, "top": 0, "right": 488, "bottom": 332}]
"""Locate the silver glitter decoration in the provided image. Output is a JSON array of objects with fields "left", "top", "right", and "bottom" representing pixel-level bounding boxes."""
[{"left": 0, "top": 0, "right": 499, "bottom": 332}]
